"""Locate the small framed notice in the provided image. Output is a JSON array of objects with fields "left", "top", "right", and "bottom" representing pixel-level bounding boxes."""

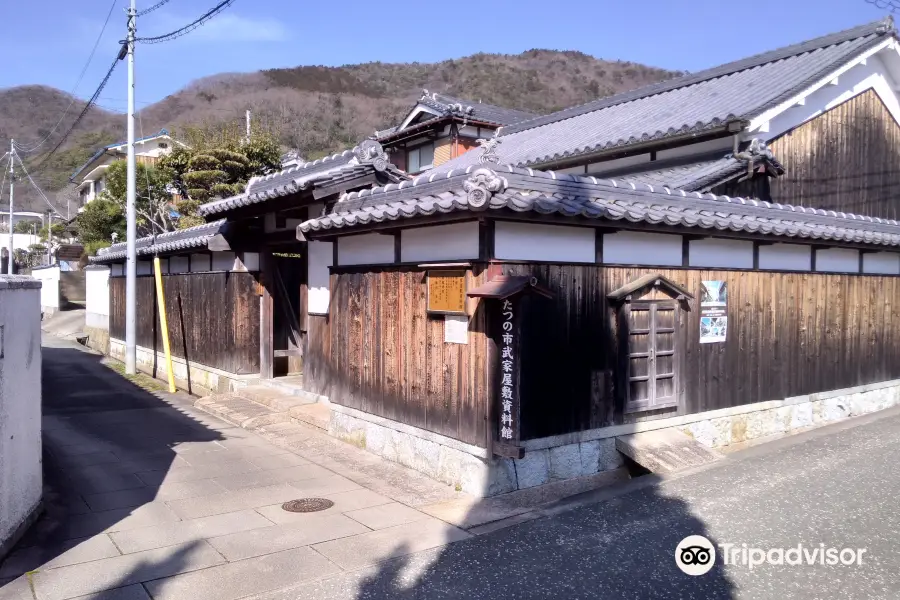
[
  {"left": 444, "top": 315, "right": 469, "bottom": 344},
  {"left": 426, "top": 270, "right": 467, "bottom": 315}
]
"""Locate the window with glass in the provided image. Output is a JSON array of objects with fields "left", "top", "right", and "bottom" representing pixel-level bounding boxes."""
[{"left": 407, "top": 142, "right": 435, "bottom": 173}]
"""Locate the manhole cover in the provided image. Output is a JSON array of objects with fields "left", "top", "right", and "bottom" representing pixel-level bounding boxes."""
[{"left": 282, "top": 498, "right": 334, "bottom": 513}]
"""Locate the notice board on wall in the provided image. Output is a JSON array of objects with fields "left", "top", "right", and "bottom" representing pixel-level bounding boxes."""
[
  {"left": 700, "top": 280, "right": 727, "bottom": 343},
  {"left": 426, "top": 270, "right": 467, "bottom": 315}
]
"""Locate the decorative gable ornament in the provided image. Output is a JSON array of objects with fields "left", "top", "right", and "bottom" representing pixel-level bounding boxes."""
[
  {"left": 352, "top": 139, "right": 389, "bottom": 172},
  {"left": 476, "top": 136, "right": 502, "bottom": 165},
  {"left": 463, "top": 168, "right": 506, "bottom": 209}
]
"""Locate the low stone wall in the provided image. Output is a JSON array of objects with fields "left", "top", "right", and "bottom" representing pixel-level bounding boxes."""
[
  {"left": 328, "top": 378, "right": 900, "bottom": 497},
  {"left": 109, "top": 338, "right": 257, "bottom": 396},
  {"left": 85, "top": 325, "right": 109, "bottom": 355}
]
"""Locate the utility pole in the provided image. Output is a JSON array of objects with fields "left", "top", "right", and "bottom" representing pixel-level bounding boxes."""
[
  {"left": 125, "top": 0, "right": 137, "bottom": 375},
  {"left": 7, "top": 140, "right": 13, "bottom": 275}
]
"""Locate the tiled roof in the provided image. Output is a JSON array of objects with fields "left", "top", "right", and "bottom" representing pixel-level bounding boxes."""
[
  {"left": 376, "top": 91, "right": 537, "bottom": 143},
  {"left": 71, "top": 129, "right": 179, "bottom": 181},
  {"left": 90, "top": 220, "right": 226, "bottom": 263},
  {"left": 610, "top": 140, "right": 785, "bottom": 192},
  {"left": 298, "top": 165, "right": 900, "bottom": 249},
  {"left": 434, "top": 18, "right": 894, "bottom": 170},
  {"left": 199, "top": 140, "right": 407, "bottom": 217}
]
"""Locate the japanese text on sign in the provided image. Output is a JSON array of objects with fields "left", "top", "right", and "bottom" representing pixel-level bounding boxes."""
[
  {"left": 427, "top": 270, "right": 467, "bottom": 314},
  {"left": 500, "top": 299, "right": 515, "bottom": 440}
]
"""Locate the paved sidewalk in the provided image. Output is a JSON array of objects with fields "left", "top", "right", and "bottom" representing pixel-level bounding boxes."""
[{"left": 0, "top": 336, "right": 471, "bottom": 600}]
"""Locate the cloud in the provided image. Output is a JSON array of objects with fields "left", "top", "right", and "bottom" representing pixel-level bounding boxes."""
[{"left": 154, "top": 12, "right": 288, "bottom": 43}]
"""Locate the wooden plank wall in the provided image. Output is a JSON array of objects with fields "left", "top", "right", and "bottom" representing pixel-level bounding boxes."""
[
  {"left": 768, "top": 88, "right": 900, "bottom": 219},
  {"left": 501, "top": 263, "right": 900, "bottom": 440},
  {"left": 309, "top": 267, "right": 490, "bottom": 447},
  {"left": 110, "top": 272, "right": 260, "bottom": 375}
]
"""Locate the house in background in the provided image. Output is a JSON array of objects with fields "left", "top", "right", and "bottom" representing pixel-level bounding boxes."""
[
  {"left": 376, "top": 91, "right": 537, "bottom": 174},
  {"left": 70, "top": 129, "right": 185, "bottom": 209},
  {"left": 0, "top": 210, "right": 44, "bottom": 231}
]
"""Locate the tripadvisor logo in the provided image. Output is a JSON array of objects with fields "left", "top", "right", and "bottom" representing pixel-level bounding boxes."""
[{"left": 675, "top": 536, "right": 867, "bottom": 575}]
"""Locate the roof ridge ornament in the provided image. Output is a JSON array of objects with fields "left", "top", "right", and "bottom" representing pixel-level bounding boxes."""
[
  {"left": 476, "top": 136, "right": 502, "bottom": 165},
  {"left": 352, "top": 139, "right": 389, "bottom": 172},
  {"left": 463, "top": 168, "right": 506, "bottom": 209}
]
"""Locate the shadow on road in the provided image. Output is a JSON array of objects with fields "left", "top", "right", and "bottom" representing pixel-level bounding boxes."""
[
  {"left": 351, "top": 477, "right": 736, "bottom": 599},
  {"left": 0, "top": 341, "right": 225, "bottom": 585}
]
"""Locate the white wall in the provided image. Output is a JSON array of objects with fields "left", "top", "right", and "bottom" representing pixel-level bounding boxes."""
[
  {"left": 169, "top": 257, "right": 189, "bottom": 274},
  {"left": 863, "top": 252, "right": 900, "bottom": 275},
  {"left": 495, "top": 221, "right": 595, "bottom": 263},
  {"left": 758, "top": 243, "right": 812, "bottom": 271},
  {"left": 603, "top": 231, "right": 682, "bottom": 266},
  {"left": 0, "top": 277, "right": 42, "bottom": 553},
  {"left": 85, "top": 267, "right": 110, "bottom": 330},
  {"left": 401, "top": 222, "right": 480, "bottom": 263},
  {"left": 110, "top": 263, "right": 124, "bottom": 276},
  {"left": 0, "top": 233, "right": 41, "bottom": 252},
  {"left": 137, "top": 261, "right": 153, "bottom": 276},
  {"left": 337, "top": 233, "right": 395, "bottom": 266},
  {"left": 689, "top": 238, "right": 754, "bottom": 269},
  {"left": 816, "top": 248, "right": 859, "bottom": 273},
  {"left": 190, "top": 254, "right": 211, "bottom": 272},
  {"left": 211, "top": 251, "right": 236, "bottom": 271},
  {"left": 308, "top": 241, "right": 333, "bottom": 315},
  {"left": 31, "top": 266, "right": 60, "bottom": 313},
  {"left": 239, "top": 252, "right": 259, "bottom": 272}
]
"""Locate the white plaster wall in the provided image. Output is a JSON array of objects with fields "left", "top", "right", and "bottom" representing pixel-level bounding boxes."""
[
  {"left": 31, "top": 266, "right": 60, "bottom": 311},
  {"left": 816, "top": 248, "right": 860, "bottom": 273},
  {"left": 758, "top": 49, "right": 900, "bottom": 139},
  {"left": 337, "top": 233, "right": 394, "bottom": 266},
  {"left": 495, "top": 221, "right": 595, "bottom": 263},
  {"left": 863, "top": 252, "right": 900, "bottom": 275},
  {"left": 137, "top": 261, "right": 153, "bottom": 276},
  {"left": 308, "top": 241, "right": 333, "bottom": 315},
  {"left": 603, "top": 231, "right": 682, "bottom": 266},
  {"left": 211, "top": 251, "right": 236, "bottom": 271},
  {"left": 169, "top": 256, "right": 189, "bottom": 274},
  {"left": 0, "top": 278, "right": 42, "bottom": 551},
  {"left": 689, "top": 238, "right": 754, "bottom": 269},
  {"left": 239, "top": 252, "right": 259, "bottom": 272},
  {"left": 0, "top": 233, "right": 41, "bottom": 252},
  {"left": 189, "top": 254, "right": 211, "bottom": 272},
  {"left": 401, "top": 222, "right": 480, "bottom": 263},
  {"left": 85, "top": 267, "right": 110, "bottom": 327},
  {"left": 758, "top": 243, "right": 811, "bottom": 271}
]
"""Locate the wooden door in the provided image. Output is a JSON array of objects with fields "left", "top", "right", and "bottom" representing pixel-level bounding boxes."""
[{"left": 625, "top": 301, "right": 679, "bottom": 413}]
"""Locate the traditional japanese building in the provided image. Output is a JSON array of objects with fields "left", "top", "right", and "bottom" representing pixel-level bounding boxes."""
[{"left": 89, "top": 17, "right": 900, "bottom": 496}]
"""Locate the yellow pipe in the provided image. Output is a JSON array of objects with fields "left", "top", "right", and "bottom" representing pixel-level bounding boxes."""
[{"left": 153, "top": 256, "right": 177, "bottom": 393}]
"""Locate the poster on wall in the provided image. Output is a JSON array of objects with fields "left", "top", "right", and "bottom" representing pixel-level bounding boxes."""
[{"left": 700, "top": 280, "right": 728, "bottom": 344}]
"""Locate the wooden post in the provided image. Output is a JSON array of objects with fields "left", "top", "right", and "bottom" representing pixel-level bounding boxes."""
[
  {"left": 491, "top": 294, "right": 524, "bottom": 458},
  {"left": 260, "top": 252, "right": 274, "bottom": 379}
]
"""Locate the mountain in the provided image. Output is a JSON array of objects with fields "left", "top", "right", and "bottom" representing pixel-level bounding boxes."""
[{"left": 0, "top": 50, "right": 682, "bottom": 214}]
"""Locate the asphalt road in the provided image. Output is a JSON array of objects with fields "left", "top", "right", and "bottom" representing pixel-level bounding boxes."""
[{"left": 256, "top": 405, "right": 900, "bottom": 600}]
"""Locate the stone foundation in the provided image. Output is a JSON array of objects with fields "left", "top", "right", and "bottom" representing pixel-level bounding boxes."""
[
  {"left": 109, "top": 338, "right": 257, "bottom": 396},
  {"left": 84, "top": 325, "right": 109, "bottom": 355},
  {"left": 327, "top": 379, "right": 900, "bottom": 497}
]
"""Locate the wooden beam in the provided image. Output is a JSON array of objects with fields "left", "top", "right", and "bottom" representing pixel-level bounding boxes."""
[
  {"left": 479, "top": 219, "right": 495, "bottom": 261},
  {"left": 595, "top": 228, "right": 604, "bottom": 264},
  {"left": 681, "top": 236, "right": 690, "bottom": 267},
  {"left": 394, "top": 232, "right": 401, "bottom": 264}
]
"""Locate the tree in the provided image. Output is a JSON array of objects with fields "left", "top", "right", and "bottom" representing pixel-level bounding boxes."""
[
  {"left": 74, "top": 197, "right": 126, "bottom": 255},
  {"left": 158, "top": 133, "right": 281, "bottom": 230},
  {"left": 97, "top": 160, "right": 175, "bottom": 235},
  {"left": 39, "top": 223, "right": 66, "bottom": 242},
  {"left": 13, "top": 220, "right": 37, "bottom": 234}
]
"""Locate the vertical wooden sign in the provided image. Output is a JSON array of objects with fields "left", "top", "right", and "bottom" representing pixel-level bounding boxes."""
[{"left": 494, "top": 296, "right": 523, "bottom": 457}]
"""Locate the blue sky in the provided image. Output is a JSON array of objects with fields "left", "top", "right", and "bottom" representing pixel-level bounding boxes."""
[{"left": 0, "top": 0, "right": 889, "bottom": 111}]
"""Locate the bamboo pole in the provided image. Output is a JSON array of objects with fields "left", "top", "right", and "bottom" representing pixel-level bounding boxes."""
[{"left": 153, "top": 256, "right": 176, "bottom": 393}]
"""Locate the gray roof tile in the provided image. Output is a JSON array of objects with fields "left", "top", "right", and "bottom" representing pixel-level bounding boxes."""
[
  {"left": 434, "top": 18, "right": 893, "bottom": 170},
  {"left": 298, "top": 165, "right": 900, "bottom": 249},
  {"left": 90, "top": 219, "right": 227, "bottom": 263}
]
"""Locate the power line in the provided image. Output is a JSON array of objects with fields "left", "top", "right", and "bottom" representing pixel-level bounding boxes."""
[
  {"left": 14, "top": 0, "right": 120, "bottom": 154},
  {"left": 13, "top": 151, "right": 65, "bottom": 218},
  {"left": 865, "top": 0, "right": 900, "bottom": 10},
  {"left": 28, "top": 53, "right": 122, "bottom": 175},
  {"left": 136, "top": 0, "right": 172, "bottom": 17},
  {"left": 135, "top": 0, "right": 236, "bottom": 44}
]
